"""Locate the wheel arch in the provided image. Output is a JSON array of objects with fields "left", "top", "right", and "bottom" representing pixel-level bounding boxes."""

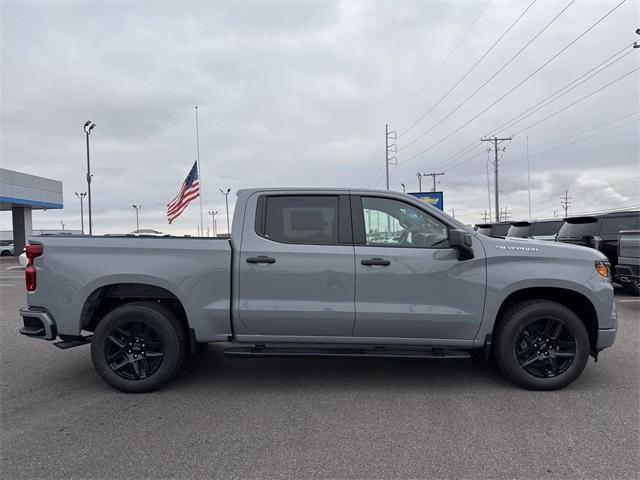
[
  {"left": 492, "top": 287, "right": 598, "bottom": 352},
  {"left": 80, "top": 282, "right": 189, "bottom": 337}
]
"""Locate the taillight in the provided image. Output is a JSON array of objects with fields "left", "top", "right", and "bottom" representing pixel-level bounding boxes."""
[{"left": 25, "top": 244, "right": 43, "bottom": 292}]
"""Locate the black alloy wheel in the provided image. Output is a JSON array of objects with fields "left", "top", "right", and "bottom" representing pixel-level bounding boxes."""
[
  {"left": 515, "top": 318, "right": 576, "bottom": 378},
  {"left": 105, "top": 321, "right": 164, "bottom": 380}
]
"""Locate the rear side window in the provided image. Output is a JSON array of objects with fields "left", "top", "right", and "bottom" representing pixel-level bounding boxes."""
[
  {"left": 601, "top": 215, "right": 640, "bottom": 235},
  {"left": 558, "top": 218, "right": 597, "bottom": 237},
  {"left": 263, "top": 195, "right": 339, "bottom": 244},
  {"left": 531, "top": 220, "right": 562, "bottom": 236}
]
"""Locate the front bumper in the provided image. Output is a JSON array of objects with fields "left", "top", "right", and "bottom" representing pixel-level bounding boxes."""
[{"left": 19, "top": 308, "right": 57, "bottom": 341}]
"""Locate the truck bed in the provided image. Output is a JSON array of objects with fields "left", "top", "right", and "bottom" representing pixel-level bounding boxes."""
[{"left": 25, "top": 236, "right": 233, "bottom": 342}]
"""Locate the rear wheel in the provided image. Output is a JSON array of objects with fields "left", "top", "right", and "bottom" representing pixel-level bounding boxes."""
[
  {"left": 494, "top": 300, "right": 590, "bottom": 390},
  {"left": 91, "top": 302, "right": 186, "bottom": 393}
]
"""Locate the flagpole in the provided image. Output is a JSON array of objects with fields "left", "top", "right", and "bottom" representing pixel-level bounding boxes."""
[{"left": 195, "top": 106, "right": 204, "bottom": 236}]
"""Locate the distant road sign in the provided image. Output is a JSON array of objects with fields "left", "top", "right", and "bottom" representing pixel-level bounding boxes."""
[{"left": 408, "top": 191, "right": 444, "bottom": 211}]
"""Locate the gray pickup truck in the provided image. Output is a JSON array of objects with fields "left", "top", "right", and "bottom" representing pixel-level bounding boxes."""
[{"left": 20, "top": 188, "right": 616, "bottom": 392}]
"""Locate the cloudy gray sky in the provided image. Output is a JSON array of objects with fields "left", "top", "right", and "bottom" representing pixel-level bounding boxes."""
[{"left": 1, "top": 0, "right": 639, "bottom": 234}]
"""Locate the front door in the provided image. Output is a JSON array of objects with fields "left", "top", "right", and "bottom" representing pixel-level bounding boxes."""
[
  {"left": 351, "top": 195, "right": 486, "bottom": 342},
  {"left": 237, "top": 194, "right": 356, "bottom": 338}
]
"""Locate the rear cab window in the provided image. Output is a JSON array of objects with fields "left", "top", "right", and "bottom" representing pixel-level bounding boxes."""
[{"left": 558, "top": 217, "right": 598, "bottom": 238}]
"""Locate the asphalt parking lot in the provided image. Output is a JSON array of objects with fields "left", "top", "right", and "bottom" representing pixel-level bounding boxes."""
[{"left": 1, "top": 257, "right": 638, "bottom": 480}]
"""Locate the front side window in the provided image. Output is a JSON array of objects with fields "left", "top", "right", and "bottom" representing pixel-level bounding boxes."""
[
  {"left": 264, "top": 195, "right": 339, "bottom": 244},
  {"left": 361, "top": 196, "right": 449, "bottom": 248}
]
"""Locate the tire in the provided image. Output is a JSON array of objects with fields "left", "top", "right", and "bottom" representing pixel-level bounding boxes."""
[
  {"left": 622, "top": 282, "right": 640, "bottom": 296},
  {"left": 494, "top": 300, "right": 590, "bottom": 390},
  {"left": 91, "top": 302, "right": 186, "bottom": 393},
  {"left": 0, "top": 250, "right": 9, "bottom": 256}
]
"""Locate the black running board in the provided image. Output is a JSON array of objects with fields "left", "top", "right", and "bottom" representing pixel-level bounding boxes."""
[
  {"left": 224, "top": 345, "right": 472, "bottom": 360},
  {"left": 54, "top": 335, "right": 93, "bottom": 349}
]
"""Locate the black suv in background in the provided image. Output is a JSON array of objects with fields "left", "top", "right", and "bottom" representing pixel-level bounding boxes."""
[
  {"left": 475, "top": 221, "right": 511, "bottom": 237},
  {"left": 556, "top": 211, "right": 640, "bottom": 285},
  {"left": 507, "top": 219, "right": 563, "bottom": 241}
]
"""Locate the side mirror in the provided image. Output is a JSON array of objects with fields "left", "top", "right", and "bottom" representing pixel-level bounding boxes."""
[{"left": 449, "top": 229, "right": 474, "bottom": 260}]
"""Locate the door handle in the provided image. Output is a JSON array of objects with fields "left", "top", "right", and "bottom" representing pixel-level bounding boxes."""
[
  {"left": 361, "top": 257, "right": 391, "bottom": 267},
  {"left": 246, "top": 255, "right": 276, "bottom": 264}
]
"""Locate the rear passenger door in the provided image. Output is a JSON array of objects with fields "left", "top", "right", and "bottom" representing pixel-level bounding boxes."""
[{"left": 236, "top": 194, "right": 356, "bottom": 338}]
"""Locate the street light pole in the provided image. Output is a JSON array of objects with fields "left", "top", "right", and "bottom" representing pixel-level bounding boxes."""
[
  {"left": 219, "top": 189, "right": 231, "bottom": 234},
  {"left": 416, "top": 173, "right": 422, "bottom": 192},
  {"left": 208, "top": 210, "right": 219, "bottom": 236},
  {"left": 132, "top": 205, "right": 142, "bottom": 232},
  {"left": 75, "top": 192, "right": 86, "bottom": 234},
  {"left": 83, "top": 121, "right": 96, "bottom": 235}
]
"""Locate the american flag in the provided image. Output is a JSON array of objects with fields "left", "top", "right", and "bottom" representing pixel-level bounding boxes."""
[{"left": 167, "top": 161, "right": 200, "bottom": 224}]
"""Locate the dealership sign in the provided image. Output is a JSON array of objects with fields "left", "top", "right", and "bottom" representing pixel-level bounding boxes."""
[{"left": 408, "top": 191, "right": 444, "bottom": 211}]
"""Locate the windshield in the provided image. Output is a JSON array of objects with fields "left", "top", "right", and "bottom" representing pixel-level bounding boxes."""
[{"left": 558, "top": 218, "right": 597, "bottom": 237}]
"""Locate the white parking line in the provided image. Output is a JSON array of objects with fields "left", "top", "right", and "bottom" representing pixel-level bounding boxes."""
[
  {"left": 0, "top": 283, "right": 14, "bottom": 287},
  {"left": 617, "top": 299, "right": 640, "bottom": 303}
]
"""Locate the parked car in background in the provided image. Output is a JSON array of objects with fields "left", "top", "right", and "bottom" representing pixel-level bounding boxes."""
[
  {"left": 615, "top": 230, "right": 640, "bottom": 295},
  {"left": 557, "top": 211, "right": 640, "bottom": 289},
  {"left": 507, "top": 219, "right": 563, "bottom": 241},
  {"left": 474, "top": 223, "right": 492, "bottom": 235},
  {"left": 1, "top": 244, "right": 14, "bottom": 256},
  {"left": 474, "top": 221, "right": 511, "bottom": 237}
]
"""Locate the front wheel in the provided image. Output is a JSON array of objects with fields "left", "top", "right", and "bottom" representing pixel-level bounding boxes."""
[
  {"left": 494, "top": 300, "right": 590, "bottom": 390},
  {"left": 91, "top": 302, "right": 186, "bottom": 393}
]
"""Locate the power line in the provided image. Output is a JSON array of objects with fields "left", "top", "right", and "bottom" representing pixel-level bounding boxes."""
[
  {"left": 399, "top": 0, "right": 575, "bottom": 154},
  {"left": 392, "top": 0, "right": 490, "bottom": 122},
  {"left": 399, "top": 0, "right": 628, "bottom": 167},
  {"left": 397, "top": 0, "right": 536, "bottom": 140},
  {"left": 560, "top": 189, "right": 572, "bottom": 217},
  {"left": 490, "top": 42, "right": 636, "bottom": 135},
  {"left": 418, "top": 40, "right": 637, "bottom": 175},
  {"left": 513, "top": 65, "right": 640, "bottom": 135}
]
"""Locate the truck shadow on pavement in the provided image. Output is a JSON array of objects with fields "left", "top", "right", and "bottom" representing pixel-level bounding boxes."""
[{"left": 171, "top": 345, "right": 518, "bottom": 393}]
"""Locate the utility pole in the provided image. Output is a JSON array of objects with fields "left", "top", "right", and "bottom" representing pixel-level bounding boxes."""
[
  {"left": 423, "top": 172, "right": 445, "bottom": 192},
  {"left": 75, "top": 192, "right": 86, "bottom": 234},
  {"left": 208, "top": 210, "right": 219, "bottom": 236},
  {"left": 416, "top": 173, "right": 423, "bottom": 192},
  {"left": 560, "top": 190, "right": 572, "bottom": 217},
  {"left": 385, "top": 124, "right": 397, "bottom": 191},
  {"left": 401, "top": 183, "right": 406, "bottom": 193},
  {"left": 194, "top": 106, "right": 204, "bottom": 237},
  {"left": 481, "top": 136, "right": 512, "bottom": 223},
  {"left": 83, "top": 121, "right": 96, "bottom": 235},
  {"left": 219, "top": 189, "right": 231, "bottom": 234},
  {"left": 60, "top": 221, "right": 66, "bottom": 231},
  {"left": 481, "top": 210, "right": 490, "bottom": 222},
  {"left": 450, "top": 208, "right": 455, "bottom": 219},
  {"left": 132, "top": 204, "right": 142, "bottom": 232}
]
